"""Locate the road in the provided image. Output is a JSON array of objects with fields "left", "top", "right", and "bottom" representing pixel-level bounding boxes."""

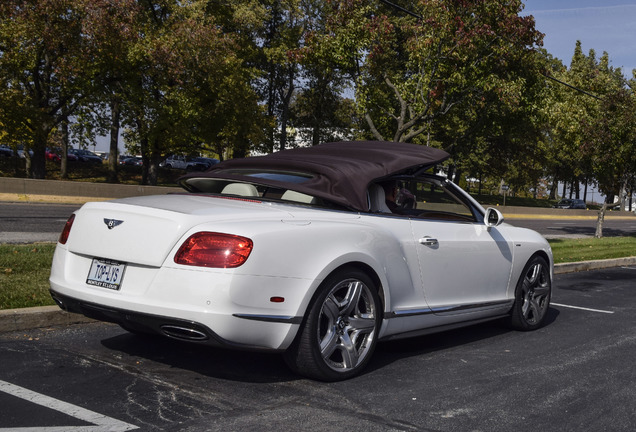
[
  {"left": 1, "top": 202, "right": 635, "bottom": 243},
  {"left": 1, "top": 266, "right": 635, "bottom": 431},
  {"left": 507, "top": 216, "right": 636, "bottom": 238},
  {"left": 0, "top": 202, "right": 77, "bottom": 243}
]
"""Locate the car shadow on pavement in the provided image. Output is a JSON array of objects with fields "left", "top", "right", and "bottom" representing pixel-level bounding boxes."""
[
  {"left": 101, "top": 331, "right": 297, "bottom": 384},
  {"left": 99, "top": 308, "right": 559, "bottom": 383},
  {"left": 369, "top": 307, "right": 560, "bottom": 373}
]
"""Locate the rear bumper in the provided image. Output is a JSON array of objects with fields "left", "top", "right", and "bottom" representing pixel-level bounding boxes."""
[{"left": 50, "top": 290, "right": 289, "bottom": 352}]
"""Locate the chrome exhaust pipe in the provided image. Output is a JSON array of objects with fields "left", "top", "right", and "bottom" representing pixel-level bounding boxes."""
[{"left": 160, "top": 325, "right": 209, "bottom": 341}]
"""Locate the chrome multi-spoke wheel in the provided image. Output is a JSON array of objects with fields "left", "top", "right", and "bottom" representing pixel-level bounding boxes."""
[
  {"left": 509, "top": 256, "right": 551, "bottom": 330},
  {"left": 284, "top": 268, "right": 380, "bottom": 381},
  {"left": 318, "top": 278, "right": 378, "bottom": 372}
]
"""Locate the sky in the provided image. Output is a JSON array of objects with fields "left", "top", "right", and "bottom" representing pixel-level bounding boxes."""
[{"left": 522, "top": 0, "right": 636, "bottom": 75}]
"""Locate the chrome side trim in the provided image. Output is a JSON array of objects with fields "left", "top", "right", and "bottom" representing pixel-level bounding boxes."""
[
  {"left": 386, "top": 300, "right": 514, "bottom": 319},
  {"left": 233, "top": 314, "right": 303, "bottom": 324}
]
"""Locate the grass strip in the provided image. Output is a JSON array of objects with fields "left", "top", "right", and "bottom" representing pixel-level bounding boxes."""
[
  {"left": 548, "top": 236, "right": 636, "bottom": 264},
  {"left": 0, "top": 244, "right": 57, "bottom": 310},
  {"left": 1, "top": 237, "right": 635, "bottom": 310}
]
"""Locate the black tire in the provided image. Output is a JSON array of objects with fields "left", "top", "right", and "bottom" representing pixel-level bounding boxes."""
[
  {"left": 284, "top": 268, "right": 381, "bottom": 381},
  {"left": 508, "top": 255, "right": 552, "bottom": 331}
]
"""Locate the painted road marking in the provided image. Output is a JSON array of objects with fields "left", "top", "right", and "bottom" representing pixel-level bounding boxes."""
[
  {"left": 0, "top": 380, "right": 138, "bottom": 431},
  {"left": 552, "top": 303, "right": 614, "bottom": 314}
]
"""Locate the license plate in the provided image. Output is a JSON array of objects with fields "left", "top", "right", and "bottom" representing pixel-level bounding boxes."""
[{"left": 86, "top": 258, "right": 126, "bottom": 290}]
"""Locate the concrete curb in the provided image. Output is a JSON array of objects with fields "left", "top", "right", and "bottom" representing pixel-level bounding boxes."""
[
  {"left": 2, "top": 256, "right": 635, "bottom": 334},
  {"left": 554, "top": 256, "right": 636, "bottom": 274},
  {"left": 0, "top": 306, "right": 95, "bottom": 334}
]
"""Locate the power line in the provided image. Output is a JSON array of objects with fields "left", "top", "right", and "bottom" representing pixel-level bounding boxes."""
[
  {"left": 542, "top": 72, "right": 603, "bottom": 100},
  {"left": 378, "top": 0, "right": 422, "bottom": 19}
]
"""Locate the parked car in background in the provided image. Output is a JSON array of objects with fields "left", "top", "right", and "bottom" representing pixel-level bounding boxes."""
[
  {"left": 45, "top": 148, "right": 61, "bottom": 162},
  {"left": 50, "top": 141, "right": 553, "bottom": 381},
  {"left": 120, "top": 156, "right": 143, "bottom": 166},
  {"left": 161, "top": 155, "right": 219, "bottom": 170},
  {"left": 17, "top": 145, "right": 33, "bottom": 159},
  {"left": 185, "top": 157, "right": 219, "bottom": 171},
  {"left": 69, "top": 148, "right": 102, "bottom": 164},
  {"left": 554, "top": 199, "right": 586, "bottom": 209},
  {"left": 0, "top": 145, "right": 13, "bottom": 157},
  {"left": 160, "top": 154, "right": 188, "bottom": 169}
]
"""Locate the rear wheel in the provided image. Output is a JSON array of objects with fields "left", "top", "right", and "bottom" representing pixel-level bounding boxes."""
[
  {"left": 284, "top": 268, "right": 381, "bottom": 381},
  {"left": 508, "top": 255, "right": 551, "bottom": 330}
]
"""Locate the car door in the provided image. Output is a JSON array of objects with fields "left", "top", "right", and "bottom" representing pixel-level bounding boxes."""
[{"left": 407, "top": 178, "right": 514, "bottom": 313}]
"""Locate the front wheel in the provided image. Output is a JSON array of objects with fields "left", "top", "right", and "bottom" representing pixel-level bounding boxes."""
[
  {"left": 508, "top": 255, "right": 552, "bottom": 330},
  {"left": 284, "top": 268, "right": 381, "bottom": 381}
]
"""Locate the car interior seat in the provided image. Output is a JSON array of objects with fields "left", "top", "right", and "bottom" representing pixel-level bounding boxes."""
[
  {"left": 221, "top": 183, "right": 259, "bottom": 197},
  {"left": 368, "top": 184, "right": 392, "bottom": 213}
]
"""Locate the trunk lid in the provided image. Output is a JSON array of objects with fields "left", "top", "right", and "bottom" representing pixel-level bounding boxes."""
[{"left": 65, "top": 194, "right": 288, "bottom": 267}]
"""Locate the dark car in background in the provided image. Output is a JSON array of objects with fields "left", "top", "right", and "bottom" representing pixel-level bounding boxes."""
[
  {"left": 119, "top": 156, "right": 143, "bottom": 166},
  {"left": 554, "top": 199, "right": 586, "bottom": 209},
  {"left": 0, "top": 145, "right": 13, "bottom": 157},
  {"left": 69, "top": 148, "right": 102, "bottom": 164},
  {"left": 185, "top": 157, "right": 219, "bottom": 171}
]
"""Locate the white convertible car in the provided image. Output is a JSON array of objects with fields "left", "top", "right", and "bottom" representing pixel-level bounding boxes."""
[{"left": 50, "top": 141, "right": 552, "bottom": 381}]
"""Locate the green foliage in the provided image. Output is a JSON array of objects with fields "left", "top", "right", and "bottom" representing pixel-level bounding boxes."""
[
  {"left": 309, "top": 0, "right": 544, "bottom": 146},
  {"left": 0, "top": 0, "right": 635, "bottom": 200}
]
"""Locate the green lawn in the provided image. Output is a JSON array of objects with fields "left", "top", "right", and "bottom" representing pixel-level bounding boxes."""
[
  {"left": 1, "top": 237, "right": 635, "bottom": 310},
  {"left": 548, "top": 236, "right": 636, "bottom": 264},
  {"left": 0, "top": 243, "right": 57, "bottom": 310}
]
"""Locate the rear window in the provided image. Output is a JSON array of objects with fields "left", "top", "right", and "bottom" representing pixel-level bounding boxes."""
[{"left": 216, "top": 169, "right": 313, "bottom": 184}]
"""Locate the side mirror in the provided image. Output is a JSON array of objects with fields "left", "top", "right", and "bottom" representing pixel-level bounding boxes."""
[{"left": 485, "top": 207, "right": 504, "bottom": 227}]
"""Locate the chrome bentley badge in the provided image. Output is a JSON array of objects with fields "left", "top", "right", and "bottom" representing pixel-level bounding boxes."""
[{"left": 104, "top": 218, "right": 124, "bottom": 230}]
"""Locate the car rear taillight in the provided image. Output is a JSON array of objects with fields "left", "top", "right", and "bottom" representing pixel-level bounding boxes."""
[
  {"left": 174, "top": 232, "right": 253, "bottom": 268},
  {"left": 59, "top": 214, "right": 75, "bottom": 244}
]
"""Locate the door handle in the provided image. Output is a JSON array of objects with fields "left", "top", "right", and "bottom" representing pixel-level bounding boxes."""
[{"left": 418, "top": 237, "right": 438, "bottom": 246}]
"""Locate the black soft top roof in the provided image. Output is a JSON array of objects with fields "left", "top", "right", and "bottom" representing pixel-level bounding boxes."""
[{"left": 179, "top": 141, "right": 449, "bottom": 211}]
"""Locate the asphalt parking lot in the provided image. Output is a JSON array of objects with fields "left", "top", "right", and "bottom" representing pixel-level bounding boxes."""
[{"left": 1, "top": 266, "right": 635, "bottom": 431}]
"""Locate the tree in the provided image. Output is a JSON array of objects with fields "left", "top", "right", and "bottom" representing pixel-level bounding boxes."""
[
  {"left": 311, "top": 0, "right": 543, "bottom": 145},
  {"left": 116, "top": 0, "right": 260, "bottom": 184},
  {"left": 583, "top": 88, "right": 636, "bottom": 237},
  {"left": 0, "top": 0, "right": 101, "bottom": 178},
  {"left": 79, "top": 0, "right": 140, "bottom": 183}
]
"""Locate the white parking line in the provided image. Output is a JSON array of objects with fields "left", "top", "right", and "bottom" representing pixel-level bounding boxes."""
[
  {"left": 551, "top": 303, "right": 614, "bottom": 314},
  {"left": 0, "top": 379, "right": 138, "bottom": 431}
]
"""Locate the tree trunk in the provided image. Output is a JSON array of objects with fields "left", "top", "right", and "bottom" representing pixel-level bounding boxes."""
[
  {"left": 140, "top": 136, "right": 149, "bottom": 185},
  {"left": 30, "top": 123, "right": 50, "bottom": 179},
  {"left": 279, "top": 70, "right": 295, "bottom": 152},
  {"left": 107, "top": 98, "right": 121, "bottom": 183},
  {"left": 549, "top": 178, "right": 558, "bottom": 200},
  {"left": 561, "top": 181, "right": 567, "bottom": 199},
  {"left": 574, "top": 181, "right": 580, "bottom": 199},
  {"left": 595, "top": 203, "right": 606, "bottom": 238},
  {"left": 60, "top": 118, "right": 69, "bottom": 180}
]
